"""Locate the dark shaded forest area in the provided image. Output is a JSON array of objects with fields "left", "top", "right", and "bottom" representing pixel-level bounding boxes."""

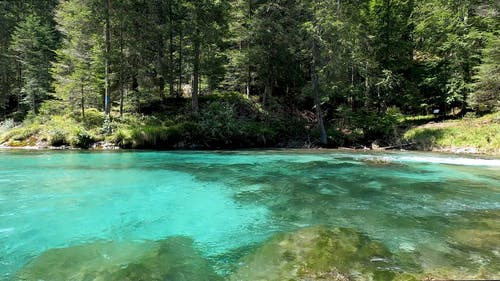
[{"left": 0, "top": 0, "right": 498, "bottom": 149}]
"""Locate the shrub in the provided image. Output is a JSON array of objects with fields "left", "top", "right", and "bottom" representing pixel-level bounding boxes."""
[
  {"left": 83, "top": 108, "right": 105, "bottom": 128},
  {"left": 70, "top": 129, "right": 96, "bottom": 149},
  {"left": 48, "top": 129, "right": 70, "bottom": 146},
  {"left": 129, "top": 122, "right": 199, "bottom": 148},
  {"left": 38, "top": 100, "right": 70, "bottom": 116},
  {"left": 43, "top": 116, "right": 81, "bottom": 147},
  {"left": 110, "top": 128, "right": 133, "bottom": 148}
]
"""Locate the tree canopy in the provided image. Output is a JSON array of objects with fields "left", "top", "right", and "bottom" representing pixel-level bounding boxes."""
[{"left": 0, "top": 0, "right": 498, "bottom": 147}]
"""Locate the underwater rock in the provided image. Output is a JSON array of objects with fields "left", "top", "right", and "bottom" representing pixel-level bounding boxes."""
[
  {"left": 15, "top": 236, "right": 222, "bottom": 281},
  {"left": 229, "top": 226, "right": 416, "bottom": 281}
]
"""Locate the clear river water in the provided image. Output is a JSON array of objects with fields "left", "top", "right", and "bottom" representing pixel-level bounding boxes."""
[{"left": 0, "top": 150, "right": 499, "bottom": 280}]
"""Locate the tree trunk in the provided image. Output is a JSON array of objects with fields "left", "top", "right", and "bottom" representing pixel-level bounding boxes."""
[
  {"left": 119, "top": 17, "right": 124, "bottom": 118},
  {"left": 192, "top": 33, "right": 200, "bottom": 113},
  {"left": 168, "top": 0, "right": 175, "bottom": 97},
  {"left": 32, "top": 90, "right": 37, "bottom": 115},
  {"left": 245, "top": 0, "right": 252, "bottom": 98},
  {"left": 104, "top": 0, "right": 111, "bottom": 115},
  {"left": 177, "top": 28, "right": 183, "bottom": 98},
  {"left": 312, "top": 19, "right": 327, "bottom": 145},
  {"left": 246, "top": 66, "right": 251, "bottom": 97},
  {"left": 132, "top": 75, "right": 139, "bottom": 112},
  {"left": 157, "top": 0, "right": 166, "bottom": 101},
  {"left": 263, "top": 81, "right": 270, "bottom": 107},
  {"left": 81, "top": 82, "right": 85, "bottom": 118},
  {"left": 17, "top": 62, "right": 21, "bottom": 111}
]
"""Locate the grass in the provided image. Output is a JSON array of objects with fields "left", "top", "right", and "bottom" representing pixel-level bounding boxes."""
[{"left": 403, "top": 112, "right": 500, "bottom": 154}]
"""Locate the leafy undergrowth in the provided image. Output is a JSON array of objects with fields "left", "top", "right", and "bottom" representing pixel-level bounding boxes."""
[
  {"left": 0, "top": 92, "right": 308, "bottom": 149},
  {"left": 403, "top": 112, "right": 500, "bottom": 154},
  {"left": 2, "top": 93, "right": 499, "bottom": 153}
]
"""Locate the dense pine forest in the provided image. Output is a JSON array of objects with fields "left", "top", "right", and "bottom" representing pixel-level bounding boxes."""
[{"left": 0, "top": 0, "right": 498, "bottom": 150}]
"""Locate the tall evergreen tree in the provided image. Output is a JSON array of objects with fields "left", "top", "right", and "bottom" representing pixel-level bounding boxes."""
[
  {"left": 52, "top": 0, "right": 104, "bottom": 116},
  {"left": 10, "top": 15, "right": 56, "bottom": 114}
]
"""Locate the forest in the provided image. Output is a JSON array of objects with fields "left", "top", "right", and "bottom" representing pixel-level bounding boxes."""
[{"left": 0, "top": 0, "right": 498, "bottom": 150}]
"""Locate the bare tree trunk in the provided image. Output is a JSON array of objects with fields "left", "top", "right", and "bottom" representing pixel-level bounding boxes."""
[
  {"left": 17, "top": 62, "right": 21, "bottom": 111},
  {"left": 246, "top": 66, "right": 251, "bottom": 97},
  {"left": 263, "top": 81, "right": 270, "bottom": 107},
  {"left": 32, "top": 90, "right": 37, "bottom": 114},
  {"left": 104, "top": 0, "right": 111, "bottom": 115},
  {"left": 157, "top": 0, "right": 166, "bottom": 101},
  {"left": 177, "top": 29, "right": 183, "bottom": 98},
  {"left": 168, "top": 0, "right": 175, "bottom": 97},
  {"left": 119, "top": 17, "right": 124, "bottom": 117},
  {"left": 312, "top": 13, "right": 327, "bottom": 145},
  {"left": 81, "top": 82, "right": 85, "bottom": 118},
  {"left": 245, "top": 0, "right": 252, "bottom": 98},
  {"left": 192, "top": 33, "right": 200, "bottom": 113}
]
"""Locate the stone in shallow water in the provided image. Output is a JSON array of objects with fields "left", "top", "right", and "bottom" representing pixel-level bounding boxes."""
[
  {"left": 228, "top": 226, "right": 415, "bottom": 281},
  {"left": 15, "top": 236, "right": 222, "bottom": 281}
]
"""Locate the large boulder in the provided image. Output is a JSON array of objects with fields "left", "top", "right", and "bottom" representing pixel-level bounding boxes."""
[
  {"left": 15, "top": 236, "right": 222, "bottom": 281},
  {"left": 229, "top": 226, "right": 417, "bottom": 281}
]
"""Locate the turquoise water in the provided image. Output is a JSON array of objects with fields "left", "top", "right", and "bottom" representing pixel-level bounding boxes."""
[{"left": 0, "top": 150, "right": 499, "bottom": 279}]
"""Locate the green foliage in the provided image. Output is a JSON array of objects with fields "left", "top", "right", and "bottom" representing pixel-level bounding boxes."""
[
  {"left": 0, "top": 113, "right": 101, "bottom": 148},
  {"left": 1, "top": 122, "right": 41, "bottom": 144},
  {"left": 38, "top": 100, "right": 71, "bottom": 116},
  {"left": 70, "top": 129, "right": 97, "bottom": 149},
  {"left": 1, "top": 0, "right": 498, "bottom": 150},
  {"left": 329, "top": 106, "right": 403, "bottom": 146},
  {"left": 196, "top": 93, "right": 285, "bottom": 147},
  {"left": 52, "top": 0, "right": 104, "bottom": 113},
  {"left": 469, "top": 34, "right": 500, "bottom": 112},
  {"left": 129, "top": 122, "right": 198, "bottom": 148},
  {"left": 404, "top": 113, "right": 500, "bottom": 154},
  {"left": 80, "top": 108, "right": 105, "bottom": 128},
  {"left": 10, "top": 14, "right": 56, "bottom": 114},
  {"left": 44, "top": 116, "right": 78, "bottom": 146}
]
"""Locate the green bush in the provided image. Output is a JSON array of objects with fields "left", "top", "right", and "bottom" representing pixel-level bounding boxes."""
[
  {"left": 48, "top": 129, "right": 70, "bottom": 146},
  {"left": 1, "top": 123, "right": 41, "bottom": 142},
  {"left": 38, "top": 100, "right": 70, "bottom": 116},
  {"left": 83, "top": 108, "right": 105, "bottom": 128},
  {"left": 129, "top": 122, "right": 199, "bottom": 148},
  {"left": 326, "top": 127, "right": 363, "bottom": 147},
  {"left": 366, "top": 107, "right": 402, "bottom": 142},
  {"left": 70, "top": 129, "right": 96, "bottom": 149},
  {"left": 43, "top": 116, "right": 81, "bottom": 147},
  {"left": 110, "top": 128, "right": 133, "bottom": 148}
]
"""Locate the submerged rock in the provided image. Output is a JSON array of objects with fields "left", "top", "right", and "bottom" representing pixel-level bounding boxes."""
[
  {"left": 15, "top": 236, "right": 222, "bottom": 281},
  {"left": 229, "top": 226, "right": 417, "bottom": 281}
]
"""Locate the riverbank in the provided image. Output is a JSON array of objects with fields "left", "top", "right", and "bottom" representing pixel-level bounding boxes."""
[
  {"left": 402, "top": 112, "right": 500, "bottom": 156},
  {"left": 1, "top": 96, "right": 498, "bottom": 155}
]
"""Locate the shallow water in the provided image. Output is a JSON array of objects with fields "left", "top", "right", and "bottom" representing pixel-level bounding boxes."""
[{"left": 0, "top": 150, "right": 499, "bottom": 279}]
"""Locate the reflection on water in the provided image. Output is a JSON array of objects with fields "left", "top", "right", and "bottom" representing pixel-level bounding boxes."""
[{"left": 0, "top": 150, "right": 499, "bottom": 280}]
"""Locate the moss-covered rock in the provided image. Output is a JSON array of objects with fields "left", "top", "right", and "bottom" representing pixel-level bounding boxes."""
[
  {"left": 228, "top": 226, "right": 411, "bottom": 281},
  {"left": 15, "top": 236, "right": 222, "bottom": 281}
]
